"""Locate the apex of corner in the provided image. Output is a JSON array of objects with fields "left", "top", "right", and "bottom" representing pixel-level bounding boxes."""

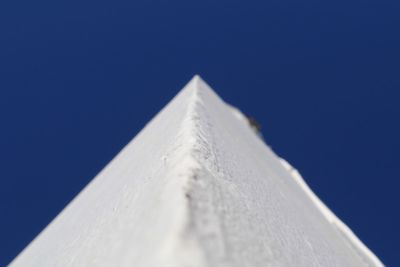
[
  {"left": 187, "top": 74, "right": 212, "bottom": 91},
  {"left": 179, "top": 75, "right": 218, "bottom": 105},
  {"left": 188, "top": 74, "right": 202, "bottom": 87},
  {"left": 192, "top": 74, "right": 202, "bottom": 82}
]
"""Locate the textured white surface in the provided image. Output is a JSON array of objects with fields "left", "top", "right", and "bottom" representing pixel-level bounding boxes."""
[{"left": 11, "top": 76, "right": 383, "bottom": 267}]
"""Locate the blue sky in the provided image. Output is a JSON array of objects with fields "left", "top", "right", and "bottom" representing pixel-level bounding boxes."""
[{"left": 1, "top": 0, "right": 399, "bottom": 265}]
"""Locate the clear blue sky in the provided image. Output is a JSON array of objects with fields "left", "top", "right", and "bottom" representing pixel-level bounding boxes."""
[{"left": 1, "top": 0, "right": 399, "bottom": 265}]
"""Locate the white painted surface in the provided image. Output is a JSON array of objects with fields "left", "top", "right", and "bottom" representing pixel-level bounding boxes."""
[{"left": 10, "top": 76, "right": 383, "bottom": 266}]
